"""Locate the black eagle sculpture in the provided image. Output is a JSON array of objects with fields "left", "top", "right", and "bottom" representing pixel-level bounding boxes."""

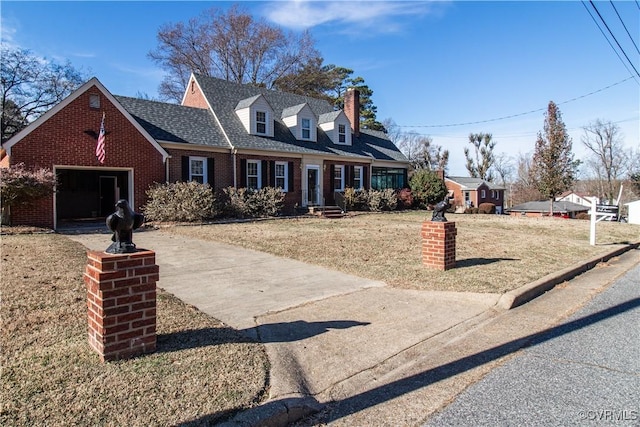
[
  {"left": 431, "top": 198, "right": 450, "bottom": 222},
  {"left": 105, "top": 199, "right": 144, "bottom": 254}
]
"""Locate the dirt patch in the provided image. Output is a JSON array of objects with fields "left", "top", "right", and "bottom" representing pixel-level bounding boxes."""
[{"left": 1, "top": 234, "right": 269, "bottom": 426}]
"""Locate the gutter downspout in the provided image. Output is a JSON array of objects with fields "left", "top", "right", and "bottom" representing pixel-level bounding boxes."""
[{"left": 232, "top": 148, "right": 238, "bottom": 188}]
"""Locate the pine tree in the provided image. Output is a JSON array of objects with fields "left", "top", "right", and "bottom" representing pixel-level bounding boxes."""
[{"left": 531, "top": 101, "right": 577, "bottom": 216}]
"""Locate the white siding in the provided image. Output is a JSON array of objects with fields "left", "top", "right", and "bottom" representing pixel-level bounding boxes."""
[
  {"left": 235, "top": 107, "right": 251, "bottom": 133},
  {"left": 319, "top": 111, "right": 351, "bottom": 145}
]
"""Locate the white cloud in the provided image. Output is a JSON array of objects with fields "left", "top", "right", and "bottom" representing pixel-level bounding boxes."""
[
  {"left": 263, "top": 0, "right": 438, "bottom": 32},
  {"left": 1, "top": 17, "right": 19, "bottom": 47}
]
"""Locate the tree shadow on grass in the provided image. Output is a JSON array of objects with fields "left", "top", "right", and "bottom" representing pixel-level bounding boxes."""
[
  {"left": 455, "top": 257, "right": 520, "bottom": 268},
  {"left": 156, "top": 320, "right": 370, "bottom": 353}
]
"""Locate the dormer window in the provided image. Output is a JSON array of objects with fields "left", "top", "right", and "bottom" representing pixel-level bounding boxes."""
[
  {"left": 256, "top": 111, "right": 267, "bottom": 134},
  {"left": 338, "top": 124, "right": 346, "bottom": 143},
  {"left": 301, "top": 118, "right": 311, "bottom": 140}
]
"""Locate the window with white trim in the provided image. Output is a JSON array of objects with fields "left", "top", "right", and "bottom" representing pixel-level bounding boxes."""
[
  {"left": 338, "top": 124, "right": 346, "bottom": 143},
  {"left": 334, "top": 165, "right": 345, "bottom": 191},
  {"left": 247, "top": 160, "right": 261, "bottom": 190},
  {"left": 190, "top": 157, "right": 207, "bottom": 184},
  {"left": 353, "top": 166, "right": 363, "bottom": 190},
  {"left": 275, "top": 161, "right": 288, "bottom": 192},
  {"left": 481, "top": 189, "right": 486, "bottom": 198},
  {"left": 256, "top": 111, "right": 267, "bottom": 134},
  {"left": 301, "top": 118, "right": 311, "bottom": 140}
]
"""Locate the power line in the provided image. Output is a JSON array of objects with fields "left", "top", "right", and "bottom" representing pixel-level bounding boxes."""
[
  {"left": 398, "top": 77, "right": 635, "bottom": 128},
  {"left": 587, "top": 0, "right": 640, "bottom": 78},
  {"left": 581, "top": 1, "right": 640, "bottom": 82},
  {"left": 609, "top": 0, "right": 640, "bottom": 55}
]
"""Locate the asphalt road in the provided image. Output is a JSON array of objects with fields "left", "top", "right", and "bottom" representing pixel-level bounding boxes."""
[{"left": 424, "top": 263, "right": 640, "bottom": 427}]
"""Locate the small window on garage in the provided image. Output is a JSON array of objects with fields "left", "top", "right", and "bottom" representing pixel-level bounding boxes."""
[{"left": 89, "top": 94, "right": 101, "bottom": 109}]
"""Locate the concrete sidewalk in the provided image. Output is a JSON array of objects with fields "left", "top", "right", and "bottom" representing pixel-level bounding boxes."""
[{"left": 66, "top": 228, "right": 639, "bottom": 426}]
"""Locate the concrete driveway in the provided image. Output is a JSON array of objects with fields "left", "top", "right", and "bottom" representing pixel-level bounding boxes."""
[{"left": 66, "top": 228, "right": 501, "bottom": 404}]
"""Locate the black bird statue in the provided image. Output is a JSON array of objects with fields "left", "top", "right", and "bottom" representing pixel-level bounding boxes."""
[
  {"left": 431, "top": 198, "right": 450, "bottom": 222},
  {"left": 105, "top": 199, "right": 144, "bottom": 253}
]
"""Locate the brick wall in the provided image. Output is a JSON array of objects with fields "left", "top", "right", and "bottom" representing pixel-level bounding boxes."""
[
  {"left": 236, "top": 154, "right": 302, "bottom": 213},
  {"left": 421, "top": 221, "right": 457, "bottom": 270},
  {"left": 166, "top": 148, "right": 234, "bottom": 188},
  {"left": 181, "top": 79, "right": 209, "bottom": 109},
  {"left": 84, "top": 250, "right": 158, "bottom": 361},
  {"left": 8, "top": 86, "right": 166, "bottom": 228}
]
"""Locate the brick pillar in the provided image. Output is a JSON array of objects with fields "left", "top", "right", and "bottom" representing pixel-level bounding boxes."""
[
  {"left": 84, "top": 250, "right": 159, "bottom": 362},
  {"left": 421, "top": 221, "right": 457, "bottom": 270}
]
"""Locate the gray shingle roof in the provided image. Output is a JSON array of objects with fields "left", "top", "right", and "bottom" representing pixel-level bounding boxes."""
[
  {"left": 508, "top": 201, "right": 589, "bottom": 213},
  {"left": 193, "top": 74, "right": 408, "bottom": 162},
  {"left": 115, "top": 96, "right": 230, "bottom": 149},
  {"left": 446, "top": 176, "right": 505, "bottom": 190}
]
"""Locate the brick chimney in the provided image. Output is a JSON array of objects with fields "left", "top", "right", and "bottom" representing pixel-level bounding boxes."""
[{"left": 344, "top": 88, "right": 360, "bottom": 137}]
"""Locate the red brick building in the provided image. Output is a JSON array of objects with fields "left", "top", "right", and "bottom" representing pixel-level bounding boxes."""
[
  {"left": 445, "top": 176, "right": 505, "bottom": 214},
  {"left": 3, "top": 75, "right": 408, "bottom": 229}
]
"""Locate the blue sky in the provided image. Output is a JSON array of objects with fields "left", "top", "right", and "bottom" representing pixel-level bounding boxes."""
[{"left": 2, "top": 1, "right": 638, "bottom": 176}]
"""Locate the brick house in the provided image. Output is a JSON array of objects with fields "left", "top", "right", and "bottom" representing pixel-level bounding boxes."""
[
  {"left": 445, "top": 176, "right": 505, "bottom": 214},
  {"left": 2, "top": 74, "right": 408, "bottom": 229}
]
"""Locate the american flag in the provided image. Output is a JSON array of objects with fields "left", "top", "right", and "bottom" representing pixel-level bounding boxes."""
[{"left": 96, "top": 113, "right": 106, "bottom": 164}]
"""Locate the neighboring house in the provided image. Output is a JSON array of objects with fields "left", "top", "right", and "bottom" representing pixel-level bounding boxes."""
[
  {"left": 2, "top": 75, "right": 408, "bottom": 229},
  {"left": 508, "top": 201, "right": 589, "bottom": 218},
  {"left": 445, "top": 176, "right": 505, "bottom": 214},
  {"left": 625, "top": 200, "right": 640, "bottom": 225},
  {"left": 556, "top": 191, "right": 599, "bottom": 207}
]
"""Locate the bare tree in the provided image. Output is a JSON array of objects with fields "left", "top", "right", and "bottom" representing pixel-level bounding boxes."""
[
  {"left": 510, "top": 152, "right": 542, "bottom": 205},
  {"left": 531, "top": 101, "right": 577, "bottom": 215},
  {"left": 149, "top": 5, "right": 320, "bottom": 102},
  {"left": 1, "top": 46, "right": 86, "bottom": 142},
  {"left": 394, "top": 130, "right": 449, "bottom": 173},
  {"left": 464, "top": 133, "right": 495, "bottom": 181},
  {"left": 581, "top": 119, "right": 632, "bottom": 204},
  {"left": 491, "top": 152, "right": 514, "bottom": 187}
]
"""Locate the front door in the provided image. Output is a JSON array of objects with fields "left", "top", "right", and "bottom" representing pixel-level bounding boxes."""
[
  {"left": 99, "top": 176, "right": 118, "bottom": 216},
  {"left": 306, "top": 166, "right": 320, "bottom": 206}
]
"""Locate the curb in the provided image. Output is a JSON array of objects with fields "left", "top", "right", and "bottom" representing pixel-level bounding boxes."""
[
  {"left": 218, "top": 396, "right": 323, "bottom": 427},
  {"left": 497, "top": 242, "right": 639, "bottom": 310}
]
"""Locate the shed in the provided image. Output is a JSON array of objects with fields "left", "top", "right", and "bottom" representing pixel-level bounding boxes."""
[{"left": 625, "top": 200, "right": 640, "bottom": 225}]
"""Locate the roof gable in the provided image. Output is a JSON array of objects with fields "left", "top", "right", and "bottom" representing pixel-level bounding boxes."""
[{"left": 4, "top": 77, "right": 169, "bottom": 161}]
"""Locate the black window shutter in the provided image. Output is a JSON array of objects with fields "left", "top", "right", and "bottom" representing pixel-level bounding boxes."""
[
  {"left": 181, "top": 156, "right": 190, "bottom": 182},
  {"left": 288, "top": 161, "right": 294, "bottom": 192},
  {"left": 363, "top": 167, "right": 369, "bottom": 190},
  {"left": 403, "top": 169, "right": 409, "bottom": 188},
  {"left": 261, "top": 160, "right": 268, "bottom": 189},
  {"left": 329, "top": 164, "right": 335, "bottom": 191},
  {"left": 269, "top": 160, "right": 276, "bottom": 187},
  {"left": 348, "top": 165, "right": 355, "bottom": 188},
  {"left": 240, "top": 159, "right": 247, "bottom": 188},
  {"left": 207, "top": 158, "right": 215, "bottom": 187}
]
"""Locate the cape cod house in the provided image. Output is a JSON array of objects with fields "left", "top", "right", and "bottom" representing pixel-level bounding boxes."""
[{"left": 2, "top": 74, "right": 408, "bottom": 229}]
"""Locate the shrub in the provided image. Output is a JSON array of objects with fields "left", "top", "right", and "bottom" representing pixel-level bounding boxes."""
[
  {"left": 144, "top": 181, "right": 216, "bottom": 222},
  {"left": 343, "top": 187, "right": 368, "bottom": 211},
  {"left": 397, "top": 188, "right": 414, "bottom": 209},
  {"left": 249, "top": 186, "right": 285, "bottom": 217},
  {"left": 478, "top": 203, "right": 496, "bottom": 214},
  {"left": 409, "top": 170, "right": 447, "bottom": 209},
  {"left": 575, "top": 212, "right": 590, "bottom": 220},
  {"left": 0, "top": 163, "right": 56, "bottom": 207},
  {"left": 367, "top": 189, "right": 398, "bottom": 212},
  {"left": 0, "top": 163, "right": 57, "bottom": 225},
  {"left": 216, "top": 186, "right": 284, "bottom": 218}
]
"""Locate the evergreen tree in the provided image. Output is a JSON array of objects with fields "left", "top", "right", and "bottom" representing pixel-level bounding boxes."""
[
  {"left": 530, "top": 101, "right": 577, "bottom": 215},
  {"left": 464, "top": 133, "right": 495, "bottom": 181}
]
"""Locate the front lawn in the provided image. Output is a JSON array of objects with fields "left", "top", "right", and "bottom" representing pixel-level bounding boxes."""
[
  {"left": 167, "top": 212, "right": 638, "bottom": 293},
  {"left": 1, "top": 233, "right": 269, "bottom": 426}
]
